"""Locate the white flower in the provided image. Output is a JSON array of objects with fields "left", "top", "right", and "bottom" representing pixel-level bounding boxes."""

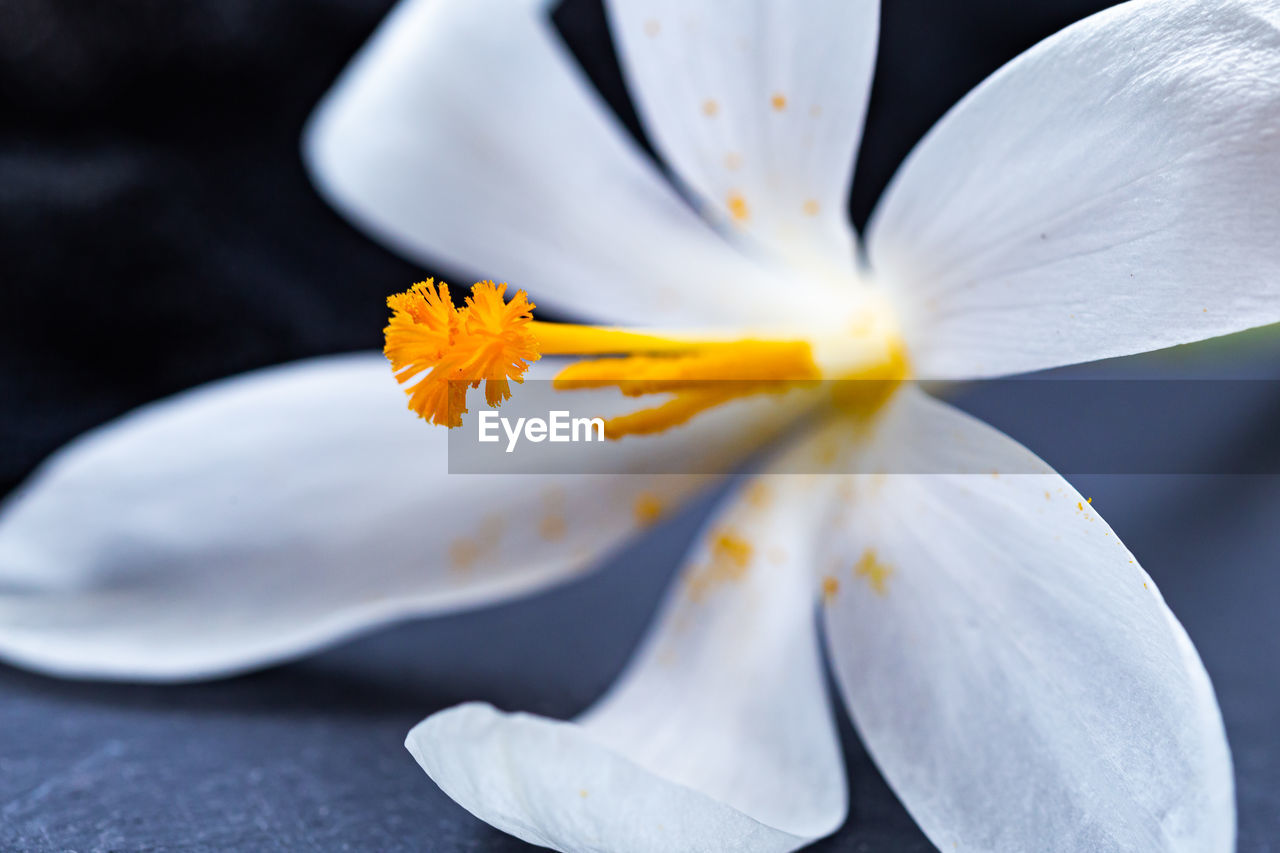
[{"left": 1, "top": 0, "right": 1277, "bottom": 849}]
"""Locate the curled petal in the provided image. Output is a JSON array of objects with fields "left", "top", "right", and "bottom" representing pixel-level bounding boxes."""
[{"left": 408, "top": 463, "right": 846, "bottom": 851}]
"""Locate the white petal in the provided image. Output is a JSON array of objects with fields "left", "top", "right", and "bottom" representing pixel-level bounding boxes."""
[
  {"left": 868, "top": 0, "right": 1280, "bottom": 378},
  {"left": 407, "top": 464, "right": 846, "bottom": 852},
  {"left": 821, "top": 389, "right": 1234, "bottom": 851},
  {"left": 0, "top": 354, "right": 786, "bottom": 681},
  {"left": 304, "top": 0, "right": 782, "bottom": 327},
  {"left": 606, "top": 0, "right": 878, "bottom": 277}
]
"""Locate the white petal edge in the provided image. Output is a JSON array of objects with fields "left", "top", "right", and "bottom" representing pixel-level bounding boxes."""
[
  {"left": 0, "top": 354, "right": 805, "bottom": 681},
  {"left": 606, "top": 0, "right": 877, "bottom": 279},
  {"left": 408, "top": 460, "right": 846, "bottom": 852},
  {"left": 303, "top": 0, "right": 792, "bottom": 328},
  {"left": 868, "top": 0, "right": 1280, "bottom": 378},
  {"left": 820, "top": 388, "right": 1234, "bottom": 851}
]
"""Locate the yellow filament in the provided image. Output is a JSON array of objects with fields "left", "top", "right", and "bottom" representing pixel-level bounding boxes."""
[{"left": 539, "top": 332, "right": 820, "bottom": 438}]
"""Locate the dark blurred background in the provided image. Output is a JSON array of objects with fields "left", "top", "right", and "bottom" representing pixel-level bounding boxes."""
[{"left": 2, "top": 0, "right": 1277, "bottom": 849}]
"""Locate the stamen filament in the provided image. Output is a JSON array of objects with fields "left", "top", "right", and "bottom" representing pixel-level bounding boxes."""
[
  {"left": 384, "top": 280, "right": 906, "bottom": 438},
  {"left": 528, "top": 322, "right": 706, "bottom": 355}
]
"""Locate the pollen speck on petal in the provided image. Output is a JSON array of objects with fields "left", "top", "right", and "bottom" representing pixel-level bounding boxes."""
[
  {"left": 822, "top": 575, "right": 840, "bottom": 603},
  {"left": 726, "top": 192, "right": 749, "bottom": 222},
  {"left": 450, "top": 539, "right": 480, "bottom": 572},
  {"left": 686, "top": 528, "right": 754, "bottom": 601},
  {"left": 539, "top": 513, "right": 567, "bottom": 541},
  {"left": 712, "top": 529, "right": 753, "bottom": 569},
  {"left": 770, "top": 92, "right": 787, "bottom": 111},
  {"left": 633, "top": 492, "right": 665, "bottom": 526},
  {"left": 854, "top": 549, "right": 893, "bottom": 596}
]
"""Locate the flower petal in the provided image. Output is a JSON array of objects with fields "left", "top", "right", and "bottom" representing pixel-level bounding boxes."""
[
  {"left": 821, "top": 389, "right": 1234, "bottom": 851},
  {"left": 304, "top": 0, "right": 781, "bottom": 327},
  {"left": 407, "top": 465, "right": 846, "bottom": 851},
  {"left": 606, "top": 0, "right": 878, "bottom": 276},
  {"left": 0, "top": 353, "right": 770, "bottom": 681},
  {"left": 868, "top": 0, "right": 1280, "bottom": 378}
]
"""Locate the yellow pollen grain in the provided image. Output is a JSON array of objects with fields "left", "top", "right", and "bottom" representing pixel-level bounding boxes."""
[
  {"left": 726, "top": 192, "right": 749, "bottom": 222},
  {"left": 724, "top": 152, "right": 742, "bottom": 171},
  {"left": 449, "top": 538, "right": 480, "bottom": 572},
  {"left": 701, "top": 98, "right": 719, "bottom": 117},
  {"left": 802, "top": 199, "right": 820, "bottom": 217},
  {"left": 633, "top": 492, "right": 665, "bottom": 526},
  {"left": 1087, "top": 497, "right": 1093, "bottom": 504},
  {"left": 821, "top": 575, "right": 840, "bottom": 603},
  {"left": 1077, "top": 501, "right": 1084, "bottom": 511},
  {"left": 854, "top": 549, "right": 893, "bottom": 596},
  {"left": 816, "top": 439, "right": 840, "bottom": 466},
  {"left": 713, "top": 530, "right": 753, "bottom": 567},
  {"left": 746, "top": 481, "right": 771, "bottom": 508},
  {"left": 540, "top": 512, "right": 567, "bottom": 541},
  {"left": 643, "top": 18, "right": 660, "bottom": 37},
  {"left": 770, "top": 92, "right": 787, "bottom": 111},
  {"left": 687, "top": 529, "right": 754, "bottom": 601}
]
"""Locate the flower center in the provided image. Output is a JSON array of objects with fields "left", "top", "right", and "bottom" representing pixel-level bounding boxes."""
[{"left": 384, "top": 280, "right": 907, "bottom": 437}]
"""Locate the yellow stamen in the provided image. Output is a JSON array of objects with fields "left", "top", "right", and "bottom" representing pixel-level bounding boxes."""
[
  {"left": 384, "top": 279, "right": 907, "bottom": 438},
  {"left": 542, "top": 334, "right": 821, "bottom": 438}
]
